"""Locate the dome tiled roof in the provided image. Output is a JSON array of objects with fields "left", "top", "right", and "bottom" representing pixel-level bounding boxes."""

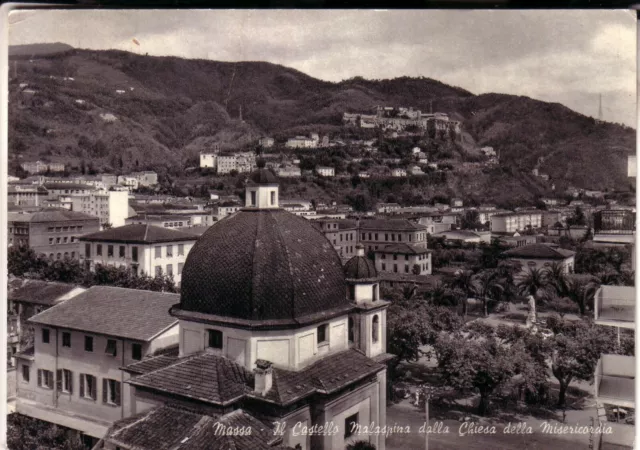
[
  {"left": 248, "top": 168, "right": 278, "bottom": 185},
  {"left": 178, "top": 209, "right": 350, "bottom": 323},
  {"left": 343, "top": 254, "right": 377, "bottom": 281}
]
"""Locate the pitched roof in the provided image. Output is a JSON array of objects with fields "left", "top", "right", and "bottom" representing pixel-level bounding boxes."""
[
  {"left": 343, "top": 254, "right": 377, "bottom": 280},
  {"left": 105, "top": 406, "right": 282, "bottom": 450},
  {"left": 29, "top": 286, "right": 179, "bottom": 341},
  {"left": 375, "top": 243, "right": 430, "bottom": 254},
  {"left": 503, "top": 243, "right": 576, "bottom": 259},
  {"left": 80, "top": 224, "right": 198, "bottom": 244},
  {"left": 123, "top": 353, "right": 181, "bottom": 376},
  {"left": 43, "top": 183, "right": 96, "bottom": 191},
  {"left": 359, "top": 219, "right": 426, "bottom": 231},
  {"left": 432, "top": 230, "right": 483, "bottom": 240},
  {"left": 128, "top": 353, "right": 253, "bottom": 405},
  {"left": 8, "top": 208, "right": 98, "bottom": 223},
  {"left": 8, "top": 279, "right": 81, "bottom": 306}
]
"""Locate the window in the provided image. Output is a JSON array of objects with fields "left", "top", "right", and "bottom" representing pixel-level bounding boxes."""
[
  {"left": 348, "top": 285, "right": 355, "bottom": 300},
  {"left": 132, "top": 246, "right": 138, "bottom": 262},
  {"left": 63, "top": 237, "right": 68, "bottom": 243},
  {"left": 372, "top": 315, "right": 380, "bottom": 343},
  {"left": 71, "top": 251, "right": 75, "bottom": 258},
  {"left": 84, "top": 336, "right": 93, "bottom": 352},
  {"left": 250, "top": 191, "right": 257, "bottom": 206},
  {"left": 132, "top": 343, "right": 142, "bottom": 361},
  {"left": 348, "top": 317, "right": 355, "bottom": 343},
  {"left": 393, "top": 264, "right": 398, "bottom": 273},
  {"left": 37, "top": 369, "right": 54, "bottom": 389},
  {"left": 105, "top": 339, "right": 117, "bottom": 357},
  {"left": 103, "top": 379, "right": 121, "bottom": 406},
  {"left": 166, "top": 245, "right": 173, "bottom": 257},
  {"left": 178, "top": 263, "right": 184, "bottom": 275},
  {"left": 42, "top": 328, "right": 50, "bottom": 344},
  {"left": 385, "top": 233, "right": 388, "bottom": 241},
  {"left": 393, "top": 254, "right": 397, "bottom": 260},
  {"left": 56, "top": 237, "right": 61, "bottom": 244},
  {"left": 155, "top": 246, "right": 161, "bottom": 258},
  {"left": 22, "top": 364, "right": 30, "bottom": 382},
  {"left": 155, "top": 266, "right": 162, "bottom": 276},
  {"left": 345, "top": 413, "right": 359, "bottom": 438},
  {"left": 49, "top": 238, "right": 53, "bottom": 245},
  {"left": 62, "top": 332, "right": 71, "bottom": 347},
  {"left": 391, "top": 234, "right": 395, "bottom": 241},
  {"left": 80, "top": 374, "right": 97, "bottom": 400},
  {"left": 405, "top": 255, "right": 409, "bottom": 261},
  {"left": 270, "top": 191, "right": 276, "bottom": 205},
  {"left": 57, "top": 369, "right": 73, "bottom": 394},
  {"left": 119, "top": 246, "right": 125, "bottom": 258},
  {"left": 381, "top": 263, "right": 386, "bottom": 271},
  {"left": 373, "top": 284, "right": 378, "bottom": 301},
  {"left": 208, "top": 329, "right": 223, "bottom": 349},
  {"left": 317, "top": 324, "right": 328, "bottom": 344},
  {"left": 166, "top": 264, "right": 173, "bottom": 276},
  {"left": 97, "top": 244, "right": 103, "bottom": 256},
  {"left": 178, "top": 244, "right": 184, "bottom": 256},
  {"left": 107, "top": 245, "right": 114, "bottom": 257}
]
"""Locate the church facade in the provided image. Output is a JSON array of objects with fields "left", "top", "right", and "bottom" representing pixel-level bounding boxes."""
[{"left": 98, "top": 166, "right": 392, "bottom": 450}]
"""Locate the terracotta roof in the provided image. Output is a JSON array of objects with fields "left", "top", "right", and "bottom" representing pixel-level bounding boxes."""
[
  {"left": 179, "top": 209, "right": 350, "bottom": 323},
  {"left": 43, "top": 183, "right": 96, "bottom": 191},
  {"left": 248, "top": 168, "right": 279, "bottom": 185},
  {"left": 359, "top": 219, "right": 426, "bottom": 231},
  {"left": 8, "top": 279, "right": 81, "bottom": 306},
  {"left": 128, "top": 353, "right": 253, "bottom": 405},
  {"left": 105, "top": 406, "right": 282, "bottom": 450},
  {"left": 259, "top": 349, "right": 385, "bottom": 405},
  {"left": 503, "top": 243, "right": 576, "bottom": 259},
  {"left": 375, "top": 243, "right": 430, "bottom": 254},
  {"left": 123, "top": 353, "right": 180, "bottom": 376},
  {"left": 80, "top": 224, "right": 198, "bottom": 244},
  {"left": 28, "top": 286, "right": 179, "bottom": 341},
  {"left": 344, "top": 255, "right": 377, "bottom": 280},
  {"left": 8, "top": 208, "right": 98, "bottom": 223}
]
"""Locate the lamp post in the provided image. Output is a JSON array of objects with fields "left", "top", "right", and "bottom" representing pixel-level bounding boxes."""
[{"left": 421, "top": 385, "right": 438, "bottom": 450}]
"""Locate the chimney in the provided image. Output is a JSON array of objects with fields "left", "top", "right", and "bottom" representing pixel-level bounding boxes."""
[{"left": 254, "top": 359, "right": 273, "bottom": 396}]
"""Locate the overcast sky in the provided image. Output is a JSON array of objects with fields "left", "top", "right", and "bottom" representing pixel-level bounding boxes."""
[{"left": 9, "top": 9, "right": 637, "bottom": 127}]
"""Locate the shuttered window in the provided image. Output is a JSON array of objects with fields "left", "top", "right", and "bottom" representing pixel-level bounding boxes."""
[
  {"left": 103, "top": 379, "right": 121, "bottom": 406},
  {"left": 80, "top": 374, "right": 97, "bottom": 400}
]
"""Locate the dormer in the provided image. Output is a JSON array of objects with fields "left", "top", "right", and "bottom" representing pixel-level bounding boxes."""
[{"left": 245, "top": 161, "right": 279, "bottom": 209}]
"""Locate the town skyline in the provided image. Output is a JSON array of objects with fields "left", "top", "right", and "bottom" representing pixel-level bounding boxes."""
[{"left": 8, "top": 9, "right": 637, "bottom": 127}]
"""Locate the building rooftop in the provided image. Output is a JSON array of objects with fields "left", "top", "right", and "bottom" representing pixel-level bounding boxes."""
[
  {"left": 359, "top": 218, "right": 426, "bottom": 232},
  {"left": 28, "top": 286, "right": 179, "bottom": 341},
  {"left": 43, "top": 182, "right": 96, "bottom": 191},
  {"left": 432, "top": 230, "right": 483, "bottom": 241},
  {"left": 8, "top": 208, "right": 98, "bottom": 223},
  {"left": 104, "top": 406, "right": 281, "bottom": 450},
  {"left": 503, "top": 243, "right": 576, "bottom": 259},
  {"left": 344, "top": 246, "right": 377, "bottom": 280},
  {"left": 375, "top": 243, "right": 430, "bottom": 254},
  {"left": 8, "top": 279, "right": 80, "bottom": 306},
  {"left": 80, "top": 224, "right": 198, "bottom": 244},
  {"left": 177, "top": 209, "right": 350, "bottom": 325}
]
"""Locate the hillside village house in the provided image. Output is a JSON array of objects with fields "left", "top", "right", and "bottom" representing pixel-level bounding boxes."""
[
  {"left": 391, "top": 168, "right": 407, "bottom": 177},
  {"left": 85, "top": 168, "right": 391, "bottom": 450},
  {"left": 503, "top": 243, "right": 576, "bottom": 275},
  {"left": 68, "top": 187, "right": 130, "bottom": 228},
  {"left": 126, "top": 211, "right": 215, "bottom": 229},
  {"left": 316, "top": 166, "right": 335, "bottom": 177},
  {"left": 376, "top": 203, "right": 402, "bottom": 214},
  {"left": 199, "top": 152, "right": 217, "bottom": 169},
  {"left": 212, "top": 201, "right": 242, "bottom": 219},
  {"left": 373, "top": 243, "right": 432, "bottom": 275},
  {"left": 15, "top": 286, "right": 180, "bottom": 446},
  {"left": 8, "top": 209, "right": 100, "bottom": 259},
  {"left": 490, "top": 210, "right": 543, "bottom": 233},
  {"left": 116, "top": 175, "right": 139, "bottom": 191},
  {"left": 258, "top": 136, "right": 274, "bottom": 147},
  {"left": 431, "top": 229, "right": 491, "bottom": 245},
  {"left": 130, "top": 171, "right": 158, "bottom": 187},
  {"left": 276, "top": 165, "right": 302, "bottom": 178},
  {"left": 285, "top": 135, "right": 317, "bottom": 148},
  {"left": 21, "top": 161, "right": 65, "bottom": 174},
  {"left": 80, "top": 224, "right": 198, "bottom": 285}
]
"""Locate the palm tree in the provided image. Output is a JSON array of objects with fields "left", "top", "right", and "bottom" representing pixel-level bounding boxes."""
[
  {"left": 546, "top": 262, "right": 570, "bottom": 298},
  {"left": 474, "top": 269, "right": 505, "bottom": 316},
  {"left": 516, "top": 268, "right": 550, "bottom": 320},
  {"left": 449, "top": 269, "right": 477, "bottom": 316},
  {"left": 402, "top": 284, "right": 418, "bottom": 301}
]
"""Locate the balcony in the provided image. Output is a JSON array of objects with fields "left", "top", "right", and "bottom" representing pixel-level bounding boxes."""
[
  {"left": 594, "top": 354, "right": 635, "bottom": 409},
  {"left": 594, "top": 286, "right": 635, "bottom": 329}
]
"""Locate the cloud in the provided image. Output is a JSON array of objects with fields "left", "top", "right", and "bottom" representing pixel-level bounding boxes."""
[{"left": 8, "top": 9, "right": 637, "bottom": 126}]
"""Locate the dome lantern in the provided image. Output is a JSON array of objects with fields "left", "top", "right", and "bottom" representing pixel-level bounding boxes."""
[{"left": 245, "top": 166, "right": 279, "bottom": 209}]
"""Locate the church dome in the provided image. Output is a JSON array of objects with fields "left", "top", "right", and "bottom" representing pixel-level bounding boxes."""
[
  {"left": 248, "top": 167, "right": 278, "bottom": 185},
  {"left": 343, "top": 244, "right": 378, "bottom": 281},
  {"left": 178, "top": 209, "right": 351, "bottom": 324}
]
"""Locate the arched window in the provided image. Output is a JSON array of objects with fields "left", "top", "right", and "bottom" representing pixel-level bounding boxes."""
[
  {"left": 56, "top": 253, "right": 61, "bottom": 260},
  {"left": 348, "top": 317, "right": 355, "bottom": 343},
  {"left": 372, "top": 315, "right": 379, "bottom": 343},
  {"left": 372, "top": 284, "right": 378, "bottom": 301},
  {"left": 348, "top": 285, "right": 355, "bottom": 300}
]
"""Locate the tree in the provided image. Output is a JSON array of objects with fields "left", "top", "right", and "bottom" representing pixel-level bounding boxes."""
[
  {"left": 435, "top": 334, "right": 515, "bottom": 415},
  {"left": 461, "top": 210, "right": 482, "bottom": 230},
  {"left": 411, "top": 264, "right": 421, "bottom": 275},
  {"left": 346, "top": 441, "right": 376, "bottom": 450},
  {"left": 545, "top": 262, "right": 570, "bottom": 298},
  {"left": 566, "top": 206, "right": 586, "bottom": 227},
  {"left": 7, "top": 413, "right": 85, "bottom": 450},
  {"left": 551, "top": 320, "right": 616, "bottom": 407},
  {"left": 474, "top": 269, "right": 505, "bottom": 316},
  {"left": 8, "top": 246, "right": 46, "bottom": 277},
  {"left": 448, "top": 270, "right": 477, "bottom": 316}
]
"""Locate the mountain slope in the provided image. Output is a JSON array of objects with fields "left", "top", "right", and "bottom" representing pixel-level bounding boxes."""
[{"left": 8, "top": 46, "right": 635, "bottom": 192}]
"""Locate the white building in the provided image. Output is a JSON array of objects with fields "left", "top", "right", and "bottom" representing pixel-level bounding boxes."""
[
  {"left": 276, "top": 165, "right": 302, "bottom": 178},
  {"left": 80, "top": 224, "right": 198, "bottom": 285},
  {"left": 391, "top": 168, "right": 407, "bottom": 177},
  {"left": 316, "top": 166, "right": 335, "bottom": 177},
  {"left": 490, "top": 210, "right": 543, "bottom": 233},
  {"left": 286, "top": 136, "right": 318, "bottom": 148},
  {"left": 258, "top": 137, "right": 275, "bottom": 148},
  {"left": 116, "top": 175, "right": 139, "bottom": 191},
  {"left": 15, "top": 286, "right": 179, "bottom": 445},
  {"left": 200, "top": 153, "right": 217, "bottom": 168},
  {"left": 69, "top": 188, "right": 130, "bottom": 228}
]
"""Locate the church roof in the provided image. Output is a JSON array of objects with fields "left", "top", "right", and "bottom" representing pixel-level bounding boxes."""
[
  {"left": 248, "top": 168, "right": 278, "bottom": 185},
  {"left": 177, "top": 209, "right": 351, "bottom": 326},
  {"left": 80, "top": 223, "right": 198, "bottom": 244},
  {"left": 343, "top": 254, "right": 377, "bottom": 281}
]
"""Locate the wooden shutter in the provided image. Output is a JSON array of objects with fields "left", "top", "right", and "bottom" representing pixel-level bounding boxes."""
[
  {"left": 90, "top": 376, "right": 96, "bottom": 400},
  {"left": 37, "top": 369, "right": 42, "bottom": 387},
  {"left": 79, "top": 374, "right": 84, "bottom": 398},
  {"left": 115, "top": 381, "right": 121, "bottom": 406},
  {"left": 56, "top": 369, "right": 62, "bottom": 391},
  {"left": 68, "top": 371, "right": 73, "bottom": 395},
  {"left": 102, "top": 378, "right": 108, "bottom": 404}
]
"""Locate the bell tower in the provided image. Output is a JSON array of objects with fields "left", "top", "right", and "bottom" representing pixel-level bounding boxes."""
[{"left": 245, "top": 160, "right": 279, "bottom": 209}]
